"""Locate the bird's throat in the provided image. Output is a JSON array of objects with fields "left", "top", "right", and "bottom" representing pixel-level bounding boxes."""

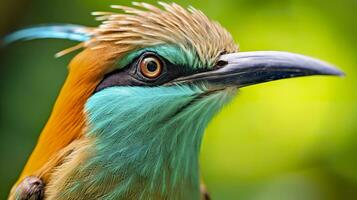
[{"left": 56, "top": 85, "right": 235, "bottom": 199}]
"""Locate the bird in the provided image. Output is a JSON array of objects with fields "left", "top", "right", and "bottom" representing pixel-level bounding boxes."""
[{"left": 3, "top": 2, "right": 344, "bottom": 200}]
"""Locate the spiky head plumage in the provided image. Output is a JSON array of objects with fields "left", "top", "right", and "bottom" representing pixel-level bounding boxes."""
[
  {"left": 5, "top": 2, "right": 238, "bottom": 68},
  {"left": 90, "top": 2, "right": 238, "bottom": 66},
  {"left": 34, "top": 2, "right": 234, "bottom": 68}
]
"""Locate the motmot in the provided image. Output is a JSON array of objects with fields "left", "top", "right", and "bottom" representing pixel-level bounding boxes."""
[{"left": 3, "top": 2, "right": 343, "bottom": 200}]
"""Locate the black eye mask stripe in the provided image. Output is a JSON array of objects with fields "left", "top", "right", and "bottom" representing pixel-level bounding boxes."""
[{"left": 94, "top": 52, "right": 191, "bottom": 93}]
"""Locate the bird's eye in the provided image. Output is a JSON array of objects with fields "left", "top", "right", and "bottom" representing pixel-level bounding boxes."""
[{"left": 139, "top": 55, "right": 162, "bottom": 79}]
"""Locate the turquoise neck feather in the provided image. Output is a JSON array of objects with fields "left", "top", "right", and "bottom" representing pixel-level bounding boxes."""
[{"left": 71, "top": 85, "right": 235, "bottom": 199}]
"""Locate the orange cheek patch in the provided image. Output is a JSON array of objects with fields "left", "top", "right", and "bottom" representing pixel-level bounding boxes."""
[{"left": 14, "top": 45, "right": 118, "bottom": 187}]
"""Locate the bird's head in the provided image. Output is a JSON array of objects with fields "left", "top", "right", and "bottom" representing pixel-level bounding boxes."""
[
  {"left": 4, "top": 2, "right": 344, "bottom": 195},
  {"left": 79, "top": 2, "right": 343, "bottom": 147},
  {"left": 80, "top": 3, "right": 343, "bottom": 188}
]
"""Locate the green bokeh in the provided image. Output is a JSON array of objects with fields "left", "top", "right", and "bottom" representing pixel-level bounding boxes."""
[{"left": 0, "top": 0, "right": 356, "bottom": 199}]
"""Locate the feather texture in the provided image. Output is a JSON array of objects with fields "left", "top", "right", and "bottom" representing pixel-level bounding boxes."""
[
  {"left": 13, "top": 45, "right": 119, "bottom": 191},
  {"left": 44, "top": 85, "right": 236, "bottom": 199},
  {"left": 90, "top": 2, "right": 238, "bottom": 66}
]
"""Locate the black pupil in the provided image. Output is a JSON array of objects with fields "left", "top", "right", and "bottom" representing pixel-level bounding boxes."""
[{"left": 147, "top": 61, "right": 158, "bottom": 72}]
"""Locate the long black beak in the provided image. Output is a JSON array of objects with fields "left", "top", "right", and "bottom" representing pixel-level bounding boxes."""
[{"left": 171, "top": 51, "right": 344, "bottom": 88}]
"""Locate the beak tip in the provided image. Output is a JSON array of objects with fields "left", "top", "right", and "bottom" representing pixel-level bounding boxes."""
[
  {"left": 337, "top": 70, "right": 346, "bottom": 77},
  {"left": 337, "top": 72, "right": 346, "bottom": 77},
  {"left": 322, "top": 66, "right": 345, "bottom": 77}
]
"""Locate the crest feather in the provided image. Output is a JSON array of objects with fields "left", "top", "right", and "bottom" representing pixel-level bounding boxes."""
[
  {"left": 90, "top": 2, "right": 238, "bottom": 66},
  {"left": 3, "top": 24, "right": 93, "bottom": 45},
  {"left": 4, "top": 3, "right": 238, "bottom": 62}
]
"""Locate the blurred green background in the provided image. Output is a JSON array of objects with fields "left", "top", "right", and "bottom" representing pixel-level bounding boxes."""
[{"left": 0, "top": 0, "right": 356, "bottom": 199}]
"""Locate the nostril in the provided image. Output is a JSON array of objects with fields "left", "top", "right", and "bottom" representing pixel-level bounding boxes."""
[{"left": 216, "top": 60, "right": 228, "bottom": 68}]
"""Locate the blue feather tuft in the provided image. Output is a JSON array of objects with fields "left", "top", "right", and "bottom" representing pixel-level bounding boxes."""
[{"left": 2, "top": 24, "right": 92, "bottom": 46}]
